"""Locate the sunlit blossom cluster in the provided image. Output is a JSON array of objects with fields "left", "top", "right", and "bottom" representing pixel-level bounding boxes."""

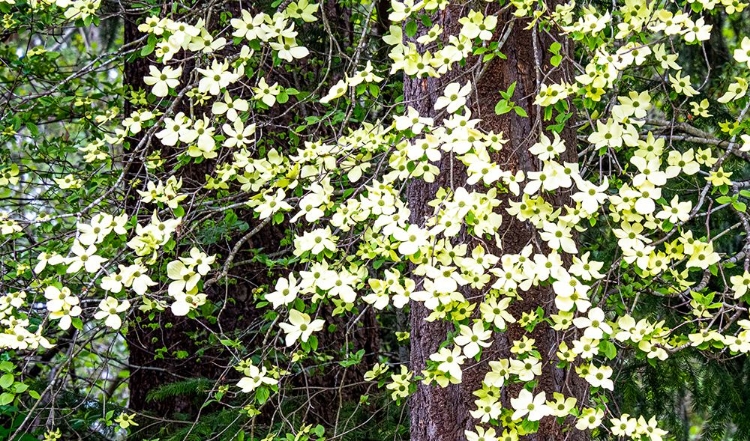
[{"left": 5, "top": 0, "right": 750, "bottom": 437}]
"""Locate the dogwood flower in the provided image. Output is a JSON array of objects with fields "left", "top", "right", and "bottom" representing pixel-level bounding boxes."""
[
  {"left": 480, "top": 296, "right": 516, "bottom": 330},
  {"left": 454, "top": 321, "right": 491, "bottom": 357},
  {"left": 279, "top": 309, "right": 325, "bottom": 346},
  {"left": 122, "top": 109, "right": 154, "bottom": 134},
  {"left": 547, "top": 392, "right": 577, "bottom": 417},
  {"left": 270, "top": 37, "right": 310, "bottom": 62},
  {"left": 320, "top": 79, "right": 347, "bottom": 104},
  {"left": 286, "top": 0, "right": 319, "bottom": 22},
  {"left": 143, "top": 65, "right": 182, "bottom": 97},
  {"left": 636, "top": 416, "right": 668, "bottom": 441},
  {"left": 293, "top": 227, "right": 337, "bottom": 256},
  {"left": 656, "top": 195, "right": 692, "bottom": 224},
  {"left": 584, "top": 363, "right": 614, "bottom": 390},
  {"left": 730, "top": 271, "right": 750, "bottom": 299},
  {"left": 212, "top": 92, "right": 249, "bottom": 121},
  {"left": 706, "top": 167, "right": 732, "bottom": 187},
  {"left": 222, "top": 120, "right": 256, "bottom": 148},
  {"left": 509, "top": 357, "right": 542, "bottom": 382},
  {"left": 253, "top": 78, "right": 281, "bottom": 107},
  {"left": 470, "top": 395, "right": 502, "bottom": 422},
  {"left": 167, "top": 260, "right": 200, "bottom": 295},
  {"left": 483, "top": 359, "right": 510, "bottom": 387},
  {"left": 44, "top": 286, "right": 81, "bottom": 330},
  {"left": 393, "top": 224, "right": 430, "bottom": 256},
  {"left": 54, "top": 174, "right": 83, "bottom": 189},
  {"left": 231, "top": 10, "right": 267, "bottom": 41},
  {"left": 569, "top": 252, "right": 604, "bottom": 281},
  {"left": 573, "top": 307, "right": 612, "bottom": 339},
  {"left": 572, "top": 336, "right": 600, "bottom": 359},
  {"left": 66, "top": 241, "right": 107, "bottom": 273},
  {"left": 434, "top": 81, "right": 471, "bottom": 114},
  {"left": 669, "top": 71, "right": 698, "bottom": 97},
  {"left": 395, "top": 106, "right": 434, "bottom": 134},
  {"left": 121, "top": 263, "right": 156, "bottom": 295},
  {"left": 389, "top": 0, "right": 424, "bottom": 22},
  {"left": 465, "top": 426, "right": 497, "bottom": 441},
  {"left": 156, "top": 112, "right": 191, "bottom": 146},
  {"left": 510, "top": 389, "right": 551, "bottom": 421},
  {"left": 576, "top": 407, "right": 604, "bottom": 430},
  {"left": 459, "top": 10, "right": 497, "bottom": 40},
  {"left": 572, "top": 178, "right": 608, "bottom": 215},
  {"left": 539, "top": 221, "right": 577, "bottom": 254},
  {"left": 733, "top": 36, "right": 750, "bottom": 64},
  {"left": 171, "top": 290, "right": 207, "bottom": 316},
  {"left": 529, "top": 132, "right": 566, "bottom": 161},
  {"left": 429, "top": 346, "right": 465, "bottom": 381},
  {"left": 237, "top": 362, "right": 278, "bottom": 392},
  {"left": 610, "top": 414, "right": 638, "bottom": 437},
  {"left": 385, "top": 365, "right": 413, "bottom": 400},
  {"left": 266, "top": 274, "right": 300, "bottom": 309},
  {"left": 114, "top": 413, "right": 139, "bottom": 429},
  {"left": 94, "top": 296, "right": 130, "bottom": 329}
]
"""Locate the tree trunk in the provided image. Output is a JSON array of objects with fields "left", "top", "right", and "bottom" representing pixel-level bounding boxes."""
[{"left": 407, "top": 4, "right": 589, "bottom": 440}]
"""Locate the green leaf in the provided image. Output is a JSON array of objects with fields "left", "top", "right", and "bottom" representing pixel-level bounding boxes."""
[
  {"left": 494, "top": 100, "right": 511, "bottom": 115},
  {"left": 506, "top": 81, "right": 516, "bottom": 97},
  {"left": 255, "top": 387, "right": 271, "bottom": 404},
  {"left": 0, "top": 392, "right": 14, "bottom": 405},
  {"left": 405, "top": 20, "right": 418, "bottom": 38},
  {"left": 141, "top": 34, "right": 156, "bottom": 56},
  {"left": 544, "top": 106, "right": 553, "bottom": 121},
  {"left": 520, "top": 419, "right": 539, "bottom": 434},
  {"left": 513, "top": 106, "right": 528, "bottom": 117},
  {"left": 313, "top": 425, "right": 325, "bottom": 437},
  {"left": 339, "top": 349, "right": 365, "bottom": 367},
  {"left": 0, "top": 374, "right": 12, "bottom": 389},
  {"left": 599, "top": 341, "right": 617, "bottom": 360},
  {"left": 716, "top": 196, "right": 733, "bottom": 204},
  {"left": 173, "top": 205, "right": 185, "bottom": 218},
  {"left": 26, "top": 123, "right": 38, "bottom": 136}
]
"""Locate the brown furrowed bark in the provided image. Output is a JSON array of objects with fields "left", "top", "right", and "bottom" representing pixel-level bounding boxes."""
[{"left": 407, "top": 3, "right": 589, "bottom": 440}]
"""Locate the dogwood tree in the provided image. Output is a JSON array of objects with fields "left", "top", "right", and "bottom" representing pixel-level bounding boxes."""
[{"left": 2, "top": 0, "right": 750, "bottom": 440}]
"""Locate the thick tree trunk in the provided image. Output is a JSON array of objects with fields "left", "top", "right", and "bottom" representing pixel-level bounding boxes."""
[{"left": 407, "top": 4, "right": 589, "bottom": 441}]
